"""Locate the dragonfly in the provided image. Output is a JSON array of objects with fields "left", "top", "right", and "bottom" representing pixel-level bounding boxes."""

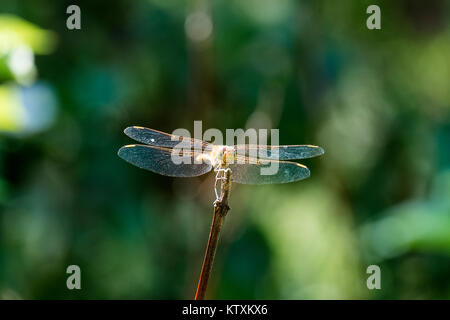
[{"left": 118, "top": 126, "right": 324, "bottom": 185}]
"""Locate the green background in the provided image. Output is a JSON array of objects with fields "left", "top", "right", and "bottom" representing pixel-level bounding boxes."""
[{"left": 0, "top": 0, "right": 450, "bottom": 299}]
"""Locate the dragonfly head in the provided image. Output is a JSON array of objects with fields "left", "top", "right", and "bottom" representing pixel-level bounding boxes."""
[{"left": 221, "top": 146, "right": 236, "bottom": 165}]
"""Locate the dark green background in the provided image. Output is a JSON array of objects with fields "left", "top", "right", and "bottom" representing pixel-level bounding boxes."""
[{"left": 0, "top": 0, "right": 450, "bottom": 299}]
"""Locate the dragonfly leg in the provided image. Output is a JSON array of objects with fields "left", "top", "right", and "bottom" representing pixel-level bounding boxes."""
[{"left": 213, "top": 167, "right": 231, "bottom": 205}]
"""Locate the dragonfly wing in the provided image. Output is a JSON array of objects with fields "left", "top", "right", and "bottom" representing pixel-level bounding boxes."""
[
  {"left": 118, "top": 144, "right": 212, "bottom": 177},
  {"left": 228, "top": 158, "right": 310, "bottom": 184},
  {"left": 124, "top": 126, "right": 209, "bottom": 150},
  {"left": 234, "top": 145, "right": 324, "bottom": 160}
]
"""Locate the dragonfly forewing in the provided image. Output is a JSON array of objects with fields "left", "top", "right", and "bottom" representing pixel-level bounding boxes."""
[
  {"left": 234, "top": 144, "right": 324, "bottom": 160},
  {"left": 124, "top": 126, "right": 210, "bottom": 150}
]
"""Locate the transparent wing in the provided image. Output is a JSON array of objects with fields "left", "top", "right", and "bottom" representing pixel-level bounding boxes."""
[
  {"left": 228, "top": 156, "right": 310, "bottom": 184},
  {"left": 118, "top": 144, "right": 212, "bottom": 177},
  {"left": 234, "top": 144, "right": 324, "bottom": 160},
  {"left": 124, "top": 126, "right": 210, "bottom": 150}
]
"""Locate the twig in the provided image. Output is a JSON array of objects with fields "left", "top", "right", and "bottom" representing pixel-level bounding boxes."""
[{"left": 195, "top": 168, "right": 232, "bottom": 300}]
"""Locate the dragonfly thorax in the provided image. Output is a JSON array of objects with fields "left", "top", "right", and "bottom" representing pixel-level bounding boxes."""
[
  {"left": 193, "top": 145, "right": 235, "bottom": 168},
  {"left": 211, "top": 145, "right": 236, "bottom": 167}
]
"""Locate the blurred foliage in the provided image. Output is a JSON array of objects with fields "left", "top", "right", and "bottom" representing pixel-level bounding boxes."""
[
  {"left": 0, "top": 14, "right": 56, "bottom": 134},
  {"left": 0, "top": 0, "right": 450, "bottom": 299}
]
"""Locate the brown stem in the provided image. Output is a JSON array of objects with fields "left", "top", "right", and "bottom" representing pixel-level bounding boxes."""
[{"left": 195, "top": 169, "right": 232, "bottom": 300}]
